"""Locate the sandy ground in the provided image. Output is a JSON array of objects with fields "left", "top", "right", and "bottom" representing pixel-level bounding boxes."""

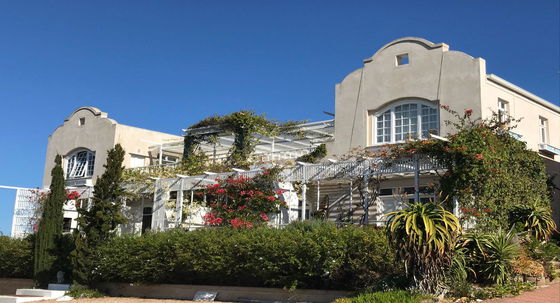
[{"left": 41, "top": 299, "right": 235, "bottom": 303}]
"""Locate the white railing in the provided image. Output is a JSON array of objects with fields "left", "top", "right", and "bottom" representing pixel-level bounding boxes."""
[{"left": 139, "top": 155, "right": 444, "bottom": 193}]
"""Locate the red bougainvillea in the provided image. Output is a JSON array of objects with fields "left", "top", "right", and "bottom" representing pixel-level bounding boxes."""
[
  {"left": 67, "top": 191, "right": 81, "bottom": 200},
  {"left": 202, "top": 169, "right": 287, "bottom": 228}
]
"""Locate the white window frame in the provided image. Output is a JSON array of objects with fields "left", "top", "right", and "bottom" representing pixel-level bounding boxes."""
[
  {"left": 66, "top": 149, "right": 95, "bottom": 179},
  {"left": 130, "top": 154, "right": 146, "bottom": 168},
  {"left": 498, "top": 99, "right": 509, "bottom": 123},
  {"left": 372, "top": 100, "right": 439, "bottom": 145},
  {"left": 539, "top": 117, "right": 548, "bottom": 144}
]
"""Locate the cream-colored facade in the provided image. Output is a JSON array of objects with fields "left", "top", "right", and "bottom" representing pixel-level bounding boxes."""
[
  {"left": 28, "top": 37, "right": 558, "bottom": 237},
  {"left": 329, "top": 37, "right": 560, "bottom": 162}
]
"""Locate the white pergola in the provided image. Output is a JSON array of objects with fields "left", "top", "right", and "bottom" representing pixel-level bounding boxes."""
[
  {"left": 146, "top": 119, "right": 335, "bottom": 165},
  {"left": 139, "top": 155, "right": 445, "bottom": 231}
]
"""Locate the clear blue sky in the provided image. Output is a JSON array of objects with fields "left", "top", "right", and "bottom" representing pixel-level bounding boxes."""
[{"left": 0, "top": 1, "right": 558, "bottom": 235}]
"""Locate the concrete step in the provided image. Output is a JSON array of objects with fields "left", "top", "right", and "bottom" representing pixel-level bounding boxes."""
[
  {"left": 47, "top": 284, "right": 70, "bottom": 291},
  {"left": 15, "top": 289, "right": 65, "bottom": 299}
]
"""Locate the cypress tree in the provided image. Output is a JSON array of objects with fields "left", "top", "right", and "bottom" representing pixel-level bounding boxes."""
[
  {"left": 72, "top": 144, "right": 126, "bottom": 285},
  {"left": 34, "top": 155, "right": 66, "bottom": 287}
]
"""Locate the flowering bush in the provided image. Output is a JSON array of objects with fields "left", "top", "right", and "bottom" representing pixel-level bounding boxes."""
[
  {"left": 27, "top": 189, "right": 81, "bottom": 232},
  {"left": 67, "top": 191, "right": 80, "bottom": 200},
  {"left": 382, "top": 107, "right": 551, "bottom": 231},
  {"left": 202, "top": 169, "right": 287, "bottom": 227}
]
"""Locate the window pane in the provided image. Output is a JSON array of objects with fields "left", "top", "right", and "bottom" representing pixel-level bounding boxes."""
[
  {"left": 421, "top": 105, "right": 439, "bottom": 137},
  {"left": 376, "top": 110, "right": 391, "bottom": 143},
  {"left": 394, "top": 103, "right": 418, "bottom": 141},
  {"left": 67, "top": 150, "right": 95, "bottom": 179}
]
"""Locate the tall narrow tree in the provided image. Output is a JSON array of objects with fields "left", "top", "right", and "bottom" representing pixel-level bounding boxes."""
[
  {"left": 72, "top": 144, "right": 126, "bottom": 286},
  {"left": 34, "top": 155, "right": 66, "bottom": 287}
]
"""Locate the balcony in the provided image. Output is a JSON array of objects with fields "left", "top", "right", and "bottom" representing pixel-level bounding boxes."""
[{"left": 539, "top": 143, "right": 560, "bottom": 156}]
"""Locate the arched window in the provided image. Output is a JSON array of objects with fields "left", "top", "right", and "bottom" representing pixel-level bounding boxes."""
[
  {"left": 373, "top": 100, "right": 439, "bottom": 144},
  {"left": 66, "top": 149, "right": 95, "bottom": 179}
]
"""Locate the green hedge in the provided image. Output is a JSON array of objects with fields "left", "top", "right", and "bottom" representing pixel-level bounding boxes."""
[
  {"left": 0, "top": 235, "right": 33, "bottom": 278},
  {"left": 95, "top": 221, "right": 400, "bottom": 290}
]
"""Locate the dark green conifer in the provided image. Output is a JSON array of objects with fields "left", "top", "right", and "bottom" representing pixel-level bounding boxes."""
[
  {"left": 72, "top": 144, "right": 126, "bottom": 286},
  {"left": 34, "top": 155, "right": 66, "bottom": 287}
]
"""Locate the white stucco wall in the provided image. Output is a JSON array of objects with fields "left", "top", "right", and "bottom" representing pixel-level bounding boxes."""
[
  {"left": 482, "top": 75, "right": 560, "bottom": 161},
  {"left": 42, "top": 107, "right": 117, "bottom": 188},
  {"left": 42, "top": 106, "right": 182, "bottom": 188},
  {"left": 115, "top": 124, "right": 182, "bottom": 169},
  {"left": 330, "top": 37, "right": 485, "bottom": 156}
]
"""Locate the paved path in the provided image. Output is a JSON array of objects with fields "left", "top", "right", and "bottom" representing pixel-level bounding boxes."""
[{"left": 485, "top": 282, "right": 559, "bottom": 303}]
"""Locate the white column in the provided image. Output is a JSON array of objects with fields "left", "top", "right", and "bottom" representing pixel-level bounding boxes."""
[
  {"left": 177, "top": 179, "right": 184, "bottom": 227},
  {"left": 301, "top": 183, "right": 307, "bottom": 221},
  {"left": 316, "top": 181, "right": 321, "bottom": 212},
  {"left": 349, "top": 180, "right": 353, "bottom": 215}
]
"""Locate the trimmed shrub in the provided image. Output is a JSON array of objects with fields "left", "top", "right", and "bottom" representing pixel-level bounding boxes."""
[
  {"left": 95, "top": 221, "right": 400, "bottom": 290},
  {"left": 0, "top": 235, "right": 34, "bottom": 278}
]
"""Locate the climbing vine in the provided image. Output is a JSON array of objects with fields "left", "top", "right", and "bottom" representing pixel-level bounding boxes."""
[
  {"left": 385, "top": 106, "right": 551, "bottom": 231},
  {"left": 183, "top": 111, "right": 304, "bottom": 168},
  {"left": 296, "top": 144, "right": 327, "bottom": 163}
]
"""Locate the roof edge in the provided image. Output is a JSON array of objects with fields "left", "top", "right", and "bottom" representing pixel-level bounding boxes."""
[
  {"left": 366, "top": 37, "right": 449, "bottom": 62},
  {"left": 64, "top": 106, "right": 108, "bottom": 122},
  {"left": 487, "top": 74, "right": 560, "bottom": 114}
]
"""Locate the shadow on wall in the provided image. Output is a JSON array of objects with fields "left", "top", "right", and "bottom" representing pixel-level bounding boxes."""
[{"left": 543, "top": 158, "right": 560, "bottom": 229}]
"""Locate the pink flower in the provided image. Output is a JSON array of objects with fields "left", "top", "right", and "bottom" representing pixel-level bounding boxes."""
[
  {"left": 215, "top": 188, "right": 226, "bottom": 194},
  {"left": 67, "top": 191, "right": 80, "bottom": 200},
  {"left": 260, "top": 214, "right": 269, "bottom": 221},
  {"left": 202, "top": 212, "right": 218, "bottom": 224},
  {"left": 266, "top": 196, "right": 276, "bottom": 201},
  {"left": 475, "top": 153, "right": 484, "bottom": 160},
  {"left": 263, "top": 170, "right": 270, "bottom": 175},
  {"left": 465, "top": 109, "right": 473, "bottom": 116}
]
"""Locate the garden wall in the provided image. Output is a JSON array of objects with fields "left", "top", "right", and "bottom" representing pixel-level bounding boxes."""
[
  {"left": 0, "top": 278, "right": 34, "bottom": 295},
  {"left": 97, "top": 282, "right": 351, "bottom": 303}
]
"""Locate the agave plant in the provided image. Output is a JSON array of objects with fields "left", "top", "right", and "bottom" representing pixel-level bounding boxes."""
[
  {"left": 509, "top": 203, "right": 557, "bottom": 241},
  {"left": 386, "top": 202, "right": 461, "bottom": 294},
  {"left": 480, "top": 229, "right": 520, "bottom": 284},
  {"left": 461, "top": 229, "right": 520, "bottom": 285}
]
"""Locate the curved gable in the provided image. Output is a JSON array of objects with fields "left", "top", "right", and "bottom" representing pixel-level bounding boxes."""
[{"left": 368, "top": 37, "right": 448, "bottom": 61}]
